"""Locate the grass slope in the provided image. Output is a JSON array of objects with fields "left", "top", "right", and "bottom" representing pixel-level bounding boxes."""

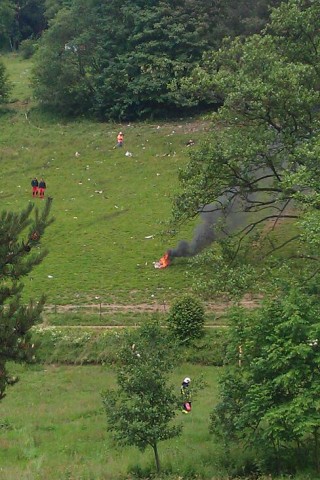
[
  {"left": 0, "top": 54, "right": 210, "bottom": 306},
  {"left": 0, "top": 363, "right": 223, "bottom": 480}
]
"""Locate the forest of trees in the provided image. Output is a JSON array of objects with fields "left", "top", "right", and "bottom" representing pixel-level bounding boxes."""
[{"left": 0, "top": 0, "right": 282, "bottom": 118}]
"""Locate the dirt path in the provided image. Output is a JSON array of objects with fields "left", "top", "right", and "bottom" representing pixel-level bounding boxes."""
[{"left": 43, "top": 295, "right": 261, "bottom": 315}]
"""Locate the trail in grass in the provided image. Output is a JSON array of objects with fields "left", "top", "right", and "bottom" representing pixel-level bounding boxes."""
[{"left": 43, "top": 295, "right": 261, "bottom": 314}]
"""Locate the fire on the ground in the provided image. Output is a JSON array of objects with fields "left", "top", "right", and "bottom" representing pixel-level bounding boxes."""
[{"left": 154, "top": 251, "right": 171, "bottom": 269}]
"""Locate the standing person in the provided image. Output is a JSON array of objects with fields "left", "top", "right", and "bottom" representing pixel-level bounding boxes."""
[
  {"left": 38, "top": 178, "right": 46, "bottom": 198},
  {"left": 31, "top": 177, "right": 38, "bottom": 197},
  {"left": 181, "top": 377, "right": 192, "bottom": 414},
  {"left": 117, "top": 131, "right": 124, "bottom": 147}
]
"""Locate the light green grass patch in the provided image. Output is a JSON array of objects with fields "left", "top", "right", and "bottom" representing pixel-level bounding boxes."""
[{"left": 0, "top": 55, "right": 210, "bottom": 306}]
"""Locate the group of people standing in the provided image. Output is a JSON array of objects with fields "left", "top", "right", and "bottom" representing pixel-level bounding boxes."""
[{"left": 31, "top": 177, "right": 46, "bottom": 198}]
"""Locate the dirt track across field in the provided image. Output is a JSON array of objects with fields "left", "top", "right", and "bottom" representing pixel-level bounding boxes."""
[{"left": 43, "top": 295, "right": 261, "bottom": 315}]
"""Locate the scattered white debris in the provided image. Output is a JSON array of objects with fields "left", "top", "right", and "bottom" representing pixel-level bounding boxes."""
[
  {"left": 95, "top": 190, "right": 103, "bottom": 194},
  {"left": 156, "top": 173, "right": 160, "bottom": 176},
  {"left": 157, "top": 126, "right": 160, "bottom": 129},
  {"left": 78, "top": 182, "right": 82, "bottom": 184},
  {"left": 125, "top": 151, "right": 132, "bottom": 157},
  {"left": 144, "top": 235, "right": 153, "bottom": 239},
  {"left": 73, "top": 216, "right": 78, "bottom": 219},
  {"left": 114, "top": 205, "right": 119, "bottom": 209},
  {"left": 75, "top": 152, "right": 80, "bottom": 157},
  {"left": 48, "top": 275, "right": 53, "bottom": 279}
]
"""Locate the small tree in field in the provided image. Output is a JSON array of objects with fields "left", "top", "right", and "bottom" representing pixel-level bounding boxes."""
[
  {"left": 102, "top": 321, "right": 182, "bottom": 473},
  {"left": 167, "top": 294, "right": 205, "bottom": 343},
  {"left": 0, "top": 198, "right": 53, "bottom": 399}
]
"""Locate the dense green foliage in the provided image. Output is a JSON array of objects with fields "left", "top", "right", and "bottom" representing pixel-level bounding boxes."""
[
  {"left": 32, "top": 0, "right": 281, "bottom": 119},
  {"left": 0, "top": 60, "right": 11, "bottom": 103},
  {"left": 0, "top": 198, "right": 53, "bottom": 399},
  {"left": 211, "top": 286, "right": 320, "bottom": 475},
  {"left": 172, "top": 0, "right": 320, "bottom": 296},
  {"left": 102, "top": 321, "right": 181, "bottom": 472},
  {"left": 0, "top": 0, "right": 46, "bottom": 50},
  {"left": 167, "top": 294, "right": 205, "bottom": 342}
]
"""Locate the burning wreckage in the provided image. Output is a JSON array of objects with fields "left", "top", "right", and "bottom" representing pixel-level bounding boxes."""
[{"left": 154, "top": 251, "right": 171, "bottom": 269}]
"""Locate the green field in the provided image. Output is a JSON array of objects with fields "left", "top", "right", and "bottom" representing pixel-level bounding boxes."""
[
  {"left": 0, "top": 54, "right": 210, "bottom": 307},
  {"left": 1, "top": 363, "right": 223, "bottom": 480}
]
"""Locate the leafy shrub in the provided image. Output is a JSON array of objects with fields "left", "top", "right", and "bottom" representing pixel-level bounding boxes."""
[
  {"left": 19, "top": 39, "right": 38, "bottom": 59},
  {"left": 167, "top": 294, "right": 205, "bottom": 343}
]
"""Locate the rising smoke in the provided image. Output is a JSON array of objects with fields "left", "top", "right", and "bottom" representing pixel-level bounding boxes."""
[
  {"left": 168, "top": 196, "right": 245, "bottom": 258},
  {"left": 168, "top": 191, "right": 269, "bottom": 259}
]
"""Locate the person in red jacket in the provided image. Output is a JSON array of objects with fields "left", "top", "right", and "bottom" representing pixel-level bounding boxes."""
[
  {"left": 38, "top": 178, "right": 46, "bottom": 198},
  {"left": 31, "top": 177, "right": 39, "bottom": 197},
  {"left": 117, "top": 131, "right": 124, "bottom": 147}
]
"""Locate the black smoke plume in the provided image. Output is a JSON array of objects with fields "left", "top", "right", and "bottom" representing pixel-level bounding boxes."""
[{"left": 168, "top": 195, "right": 253, "bottom": 259}]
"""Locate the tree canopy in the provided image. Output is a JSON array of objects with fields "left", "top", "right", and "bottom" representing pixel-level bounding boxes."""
[
  {"left": 211, "top": 285, "right": 320, "bottom": 474},
  {"left": 32, "top": 0, "right": 281, "bottom": 119},
  {"left": 170, "top": 0, "right": 320, "bottom": 295},
  {"left": 0, "top": 0, "right": 47, "bottom": 50}
]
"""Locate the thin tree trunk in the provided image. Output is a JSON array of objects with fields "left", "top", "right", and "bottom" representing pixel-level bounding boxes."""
[
  {"left": 152, "top": 442, "right": 160, "bottom": 473},
  {"left": 314, "top": 427, "right": 320, "bottom": 473}
]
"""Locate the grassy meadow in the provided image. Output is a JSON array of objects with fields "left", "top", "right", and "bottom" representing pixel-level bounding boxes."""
[
  {"left": 1, "top": 54, "right": 211, "bottom": 308},
  {"left": 0, "top": 363, "right": 224, "bottom": 480}
]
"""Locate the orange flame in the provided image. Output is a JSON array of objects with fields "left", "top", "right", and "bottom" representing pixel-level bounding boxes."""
[{"left": 155, "top": 252, "right": 171, "bottom": 269}]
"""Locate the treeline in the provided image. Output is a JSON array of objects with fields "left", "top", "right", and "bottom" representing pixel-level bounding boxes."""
[{"left": 0, "top": 0, "right": 281, "bottom": 119}]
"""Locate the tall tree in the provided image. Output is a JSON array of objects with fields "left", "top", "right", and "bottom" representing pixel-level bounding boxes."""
[
  {"left": 170, "top": 0, "right": 320, "bottom": 295},
  {"left": 0, "top": 1, "right": 15, "bottom": 49},
  {"left": 102, "top": 321, "right": 182, "bottom": 473},
  {"left": 0, "top": 198, "right": 53, "bottom": 399},
  {"left": 211, "top": 285, "right": 320, "bottom": 474},
  {"left": 0, "top": 0, "right": 46, "bottom": 50}
]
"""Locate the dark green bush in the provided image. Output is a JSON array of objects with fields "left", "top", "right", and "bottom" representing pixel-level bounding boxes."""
[
  {"left": 19, "top": 39, "right": 38, "bottom": 59},
  {"left": 167, "top": 294, "right": 205, "bottom": 343}
]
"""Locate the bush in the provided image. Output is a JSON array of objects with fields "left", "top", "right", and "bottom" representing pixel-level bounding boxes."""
[
  {"left": 167, "top": 294, "right": 205, "bottom": 343},
  {"left": 19, "top": 39, "right": 38, "bottom": 59}
]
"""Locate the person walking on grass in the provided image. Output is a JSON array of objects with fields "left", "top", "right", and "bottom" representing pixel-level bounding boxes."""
[
  {"left": 31, "top": 177, "right": 38, "bottom": 197},
  {"left": 181, "top": 377, "right": 192, "bottom": 414},
  {"left": 38, "top": 178, "right": 46, "bottom": 198}
]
